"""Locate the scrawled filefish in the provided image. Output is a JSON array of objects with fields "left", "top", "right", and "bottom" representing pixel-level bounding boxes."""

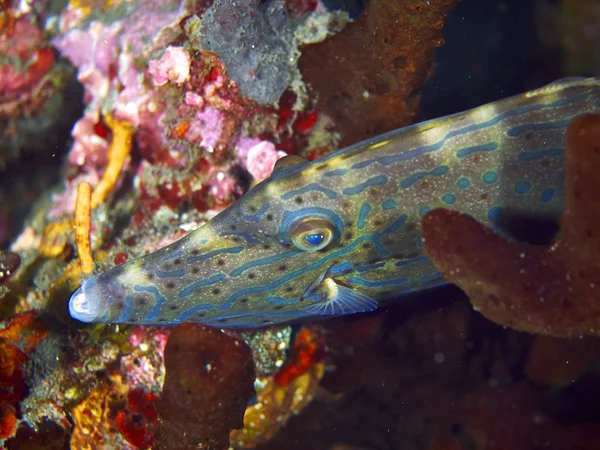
[{"left": 69, "top": 77, "right": 600, "bottom": 328}]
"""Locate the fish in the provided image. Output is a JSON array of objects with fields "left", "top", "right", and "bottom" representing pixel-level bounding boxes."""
[{"left": 69, "top": 77, "right": 600, "bottom": 328}]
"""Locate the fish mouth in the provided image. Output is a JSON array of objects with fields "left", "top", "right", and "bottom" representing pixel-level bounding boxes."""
[{"left": 69, "top": 277, "right": 100, "bottom": 323}]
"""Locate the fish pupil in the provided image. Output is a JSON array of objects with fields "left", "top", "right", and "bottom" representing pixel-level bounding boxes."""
[{"left": 304, "top": 233, "right": 324, "bottom": 246}]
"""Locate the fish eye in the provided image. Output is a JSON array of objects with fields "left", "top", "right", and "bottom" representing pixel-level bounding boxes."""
[{"left": 290, "top": 218, "right": 336, "bottom": 251}]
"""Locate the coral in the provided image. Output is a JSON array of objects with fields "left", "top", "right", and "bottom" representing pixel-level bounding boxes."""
[
  {"left": 74, "top": 182, "right": 93, "bottom": 274},
  {"left": 89, "top": 114, "right": 135, "bottom": 208},
  {"left": 230, "top": 327, "right": 324, "bottom": 448},
  {"left": 274, "top": 328, "right": 324, "bottom": 386},
  {"left": 148, "top": 46, "right": 191, "bottom": 87},
  {"left": 230, "top": 361, "right": 324, "bottom": 448},
  {"left": 115, "top": 389, "right": 159, "bottom": 449},
  {"left": 422, "top": 114, "right": 600, "bottom": 337},
  {"left": 121, "top": 326, "right": 169, "bottom": 391},
  {"left": 156, "top": 323, "right": 255, "bottom": 450},
  {"left": 239, "top": 326, "right": 292, "bottom": 378},
  {"left": 300, "top": 0, "right": 461, "bottom": 146},
  {"left": 70, "top": 373, "right": 135, "bottom": 449},
  {"left": 245, "top": 140, "right": 285, "bottom": 182},
  {"left": 195, "top": 0, "right": 296, "bottom": 105},
  {"left": 188, "top": 0, "right": 352, "bottom": 107},
  {"left": 0, "top": 312, "right": 48, "bottom": 441}
]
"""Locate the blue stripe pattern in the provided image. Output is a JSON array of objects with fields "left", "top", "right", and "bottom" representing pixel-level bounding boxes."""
[
  {"left": 187, "top": 246, "right": 244, "bottom": 263},
  {"left": 400, "top": 166, "right": 449, "bottom": 188},
  {"left": 179, "top": 274, "right": 227, "bottom": 298},
  {"left": 456, "top": 142, "right": 498, "bottom": 158},
  {"left": 518, "top": 148, "right": 563, "bottom": 161},
  {"left": 347, "top": 93, "right": 588, "bottom": 171},
  {"left": 281, "top": 183, "right": 337, "bottom": 200},
  {"left": 343, "top": 176, "right": 388, "bottom": 195},
  {"left": 134, "top": 285, "right": 167, "bottom": 320}
]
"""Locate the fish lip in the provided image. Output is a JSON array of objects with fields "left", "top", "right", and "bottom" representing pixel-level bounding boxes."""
[{"left": 68, "top": 278, "right": 100, "bottom": 323}]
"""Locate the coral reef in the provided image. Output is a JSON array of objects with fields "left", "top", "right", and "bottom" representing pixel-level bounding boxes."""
[
  {"left": 422, "top": 114, "right": 600, "bottom": 337},
  {"left": 0, "top": 312, "right": 48, "bottom": 440},
  {"left": 6, "top": 0, "right": 600, "bottom": 449},
  {"left": 156, "top": 323, "right": 255, "bottom": 450}
]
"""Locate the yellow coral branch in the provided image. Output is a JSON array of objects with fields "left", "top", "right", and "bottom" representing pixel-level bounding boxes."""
[
  {"left": 75, "top": 182, "right": 94, "bottom": 274},
  {"left": 91, "top": 115, "right": 135, "bottom": 209}
]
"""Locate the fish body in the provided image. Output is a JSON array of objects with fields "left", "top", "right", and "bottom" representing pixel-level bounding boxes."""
[{"left": 69, "top": 77, "right": 600, "bottom": 328}]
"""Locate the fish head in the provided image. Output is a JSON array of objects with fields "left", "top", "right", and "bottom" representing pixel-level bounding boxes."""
[{"left": 68, "top": 161, "right": 375, "bottom": 328}]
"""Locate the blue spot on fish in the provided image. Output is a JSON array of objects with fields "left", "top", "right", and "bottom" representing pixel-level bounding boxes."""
[
  {"left": 343, "top": 176, "right": 388, "bottom": 195},
  {"left": 456, "top": 142, "right": 498, "bottom": 158},
  {"left": 515, "top": 181, "right": 532, "bottom": 194},
  {"left": 419, "top": 207, "right": 431, "bottom": 218},
  {"left": 488, "top": 206, "right": 503, "bottom": 222},
  {"left": 541, "top": 188, "right": 555, "bottom": 203},
  {"left": 357, "top": 203, "right": 372, "bottom": 230},
  {"left": 441, "top": 193, "right": 456, "bottom": 205},
  {"left": 482, "top": 171, "right": 498, "bottom": 184},
  {"left": 382, "top": 199, "right": 396, "bottom": 210},
  {"left": 456, "top": 177, "right": 470, "bottom": 189},
  {"left": 400, "top": 166, "right": 449, "bottom": 189}
]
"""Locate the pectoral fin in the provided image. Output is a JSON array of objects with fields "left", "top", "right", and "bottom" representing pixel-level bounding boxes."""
[{"left": 301, "top": 278, "right": 378, "bottom": 316}]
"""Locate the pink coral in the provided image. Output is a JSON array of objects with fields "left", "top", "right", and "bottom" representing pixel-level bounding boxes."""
[
  {"left": 51, "top": 0, "right": 190, "bottom": 157},
  {"left": 184, "top": 91, "right": 204, "bottom": 108},
  {"left": 208, "top": 173, "right": 238, "bottom": 202},
  {"left": 184, "top": 107, "right": 225, "bottom": 151},
  {"left": 69, "top": 111, "right": 109, "bottom": 169},
  {"left": 148, "top": 46, "right": 191, "bottom": 86},
  {"left": 246, "top": 140, "right": 284, "bottom": 181}
]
